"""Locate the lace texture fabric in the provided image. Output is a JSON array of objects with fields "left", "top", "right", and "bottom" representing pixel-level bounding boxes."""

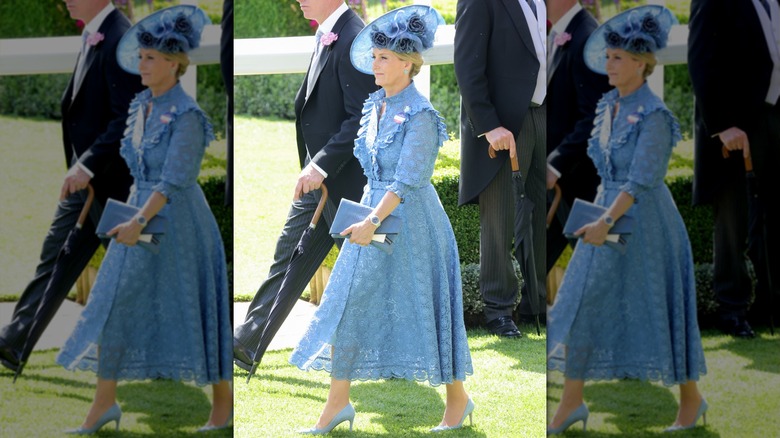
[
  {"left": 289, "top": 82, "right": 473, "bottom": 385},
  {"left": 57, "top": 84, "right": 232, "bottom": 386},
  {"left": 547, "top": 83, "right": 706, "bottom": 386}
]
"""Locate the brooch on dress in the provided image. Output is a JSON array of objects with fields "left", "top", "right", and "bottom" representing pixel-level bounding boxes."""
[
  {"left": 160, "top": 105, "right": 177, "bottom": 124},
  {"left": 627, "top": 106, "right": 644, "bottom": 124},
  {"left": 393, "top": 106, "right": 412, "bottom": 124}
]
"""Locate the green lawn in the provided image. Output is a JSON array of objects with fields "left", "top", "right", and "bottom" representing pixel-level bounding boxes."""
[
  {"left": 234, "top": 329, "right": 546, "bottom": 438},
  {"left": 0, "top": 350, "right": 230, "bottom": 436},
  {"left": 547, "top": 330, "right": 780, "bottom": 437},
  {"left": 0, "top": 115, "right": 226, "bottom": 299}
]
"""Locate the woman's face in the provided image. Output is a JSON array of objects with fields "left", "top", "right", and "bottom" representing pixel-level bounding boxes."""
[
  {"left": 605, "top": 48, "right": 645, "bottom": 89},
  {"left": 371, "top": 48, "right": 410, "bottom": 90},
  {"left": 138, "top": 48, "right": 177, "bottom": 89}
]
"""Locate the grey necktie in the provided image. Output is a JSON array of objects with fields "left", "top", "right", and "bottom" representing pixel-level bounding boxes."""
[
  {"left": 526, "top": 0, "right": 537, "bottom": 19},
  {"left": 760, "top": 0, "right": 772, "bottom": 17},
  {"left": 72, "top": 31, "right": 90, "bottom": 99},
  {"left": 306, "top": 30, "right": 324, "bottom": 98}
]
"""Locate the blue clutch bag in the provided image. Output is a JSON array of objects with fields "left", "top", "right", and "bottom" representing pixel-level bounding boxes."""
[
  {"left": 563, "top": 198, "right": 634, "bottom": 254},
  {"left": 96, "top": 198, "right": 168, "bottom": 253},
  {"left": 329, "top": 198, "right": 402, "bottom": 254}
]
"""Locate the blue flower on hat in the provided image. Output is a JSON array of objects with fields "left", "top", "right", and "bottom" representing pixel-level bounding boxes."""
[
  {"left": 350, "top": 5, "right": 445, "bottom": 75},
  {"left": 117, "top": 5, "right": 211, "bottom": 75},
  {"left": 583, "top": 5, "right": 678, "bottom": 75}
]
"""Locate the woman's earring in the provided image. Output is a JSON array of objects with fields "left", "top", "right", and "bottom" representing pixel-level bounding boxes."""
[{"left": 404, "top": 69, "right": 409, "bottom": 75}]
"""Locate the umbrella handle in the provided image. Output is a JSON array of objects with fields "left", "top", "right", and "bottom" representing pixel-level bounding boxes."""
[
  {"left": 547, "top": 183, "right": 562, "bottom": 229},
  {"left": 721, "top": 146, "right": 754, "bottom": 172},
  {"left": 76, "top": 184, "right": 95, "bottom": 230},
  {"left": 487, "top": 146, "right": 520, "bottom": 172},
  {"left": 309, "top": 183, "right": 328, "bottom": 228}
]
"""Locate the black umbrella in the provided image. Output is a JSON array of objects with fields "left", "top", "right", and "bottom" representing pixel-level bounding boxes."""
[
  {"left": 14, "top": 184, "right": 95, "bottom": 382},
  {"left": 510, "top": 155, "right": 542, "bottom": 336},
  {"left": 246, "top": 184, "right": 330, "bottom": 382},
  {"left": 742, "top": 153, "right": 774, "bottom": 335}
]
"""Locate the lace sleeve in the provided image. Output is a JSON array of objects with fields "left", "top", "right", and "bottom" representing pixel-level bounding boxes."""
[
  {"left": 388, "top": 110, "right": 443, "bottom": 200},
  {"left": 620, "top": 110, "right": 677, "bottom": 200},
  {"left": 152, "top": 110, "right": 211, "bottom": 199}
]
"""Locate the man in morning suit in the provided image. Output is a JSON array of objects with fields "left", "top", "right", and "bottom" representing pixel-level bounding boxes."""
[
  {"left": 0, "top": 0, "right": 143, "bottom": 373},
  {"left": 454, "top": 0, "right": 547, "bottom": 337},
  {"left": 546, "top": 0, "right": 610, "bottom": 272},
  {"left": 233, "top": 0, "right": 378, "bottom": 369},
  {"left": 689, "top": 0, "right": 780, "bottom": 338}
]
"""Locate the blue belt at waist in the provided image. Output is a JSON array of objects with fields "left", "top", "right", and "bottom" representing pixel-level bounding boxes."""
[{"left": 367, "top": 179, "right": 394, "bottom": 189}]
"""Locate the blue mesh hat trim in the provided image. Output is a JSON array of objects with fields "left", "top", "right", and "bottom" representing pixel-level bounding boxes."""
[
  {"left": 116, "top": 5, "right": 211, "bottom": 75},
  {"left": 350, "top": 5, "right": 445, "bottom": 75},
  {"left": 583, "top": 5, "right": 677, "bottom": 75}
]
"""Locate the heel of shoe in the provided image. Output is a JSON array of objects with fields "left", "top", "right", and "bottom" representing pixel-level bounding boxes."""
[
  {"left": 582, "top": 417, "right": 587, "bottom": 431},
  {"left": 702, "top": 411, "right": 706, "bottom": 426},
  {"left": 115, "top": 418, "right": 121, "bottom": 431},
  {"left": 468, "top": 412, "right": 473, "bottom": 426},
  {"left": 348, "top": 418, "right": 354, "bottom": 431}
]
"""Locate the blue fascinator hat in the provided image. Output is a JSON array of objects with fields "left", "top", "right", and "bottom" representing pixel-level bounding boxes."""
[
  {"left": 350, "top": 5, "right": 445, "bottom": 75},
  {"left": 117, "top": 5, "right": 210, "bottom": 75},
  {"left": 584, "top": 5, "right": 677, "bottom": 75}
]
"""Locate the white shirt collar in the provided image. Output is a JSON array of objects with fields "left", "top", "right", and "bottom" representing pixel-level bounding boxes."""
[
  {"left": 318, "top": 2, "right": 349, "bottom": 35},
  {"left": 83, "top": 3, "right": 115, "bottom": 36},
  {"left": 552, "top": 2, "right": 583, "bottom": 35}
]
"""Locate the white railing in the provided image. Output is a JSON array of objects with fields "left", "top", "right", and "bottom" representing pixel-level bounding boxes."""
[
  {"left": 0, "top": 25, "right": 222, "bottom": 95},
  {"left": 235, "top": 24, "right": 688, "bottom": 98}
]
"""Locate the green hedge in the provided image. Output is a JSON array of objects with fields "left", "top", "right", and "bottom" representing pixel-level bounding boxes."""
[
  {"left": 667, "top": 175, "right": 714, "bottom": 264},
  {"left": 0, "top": 1, "right": 226, "bottom": 138},
  {"left": 234, "top": 0, "right": 312, "bottom": 120}
]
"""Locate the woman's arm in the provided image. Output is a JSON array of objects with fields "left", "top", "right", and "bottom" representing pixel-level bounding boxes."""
[
  {"left": 340, "top": 191, "right": 402, "bottom": 246},
  {"left": 108, "top": 191, "right": 168, "bottom": 246},
  {"left": 574, "top": 191, "right": 634, "bottom": 246}
]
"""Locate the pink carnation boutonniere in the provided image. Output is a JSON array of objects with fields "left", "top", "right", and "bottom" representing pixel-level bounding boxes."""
[
  {"left": 320, "top": 31, "right": 339, "bottom": 47},
  {"left": 554, "top": 32, "right": 572, "bottom": 47},
  {"left": 86, "top": 32, "right": 105, "bottom": 47},
  {"left": 394, "top": 106, "right": 411, "bottom": 124}
]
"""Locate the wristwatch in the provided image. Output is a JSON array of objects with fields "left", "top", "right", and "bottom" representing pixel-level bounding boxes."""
[
  {"left": 367, "top": 214, "right": 381, "bottom": 227},
  {"left": 601, "top": 214, "right": 615, "bottom": 229},
  {"left": 134, "top": 214, "right": 148, "bottom": 229}
]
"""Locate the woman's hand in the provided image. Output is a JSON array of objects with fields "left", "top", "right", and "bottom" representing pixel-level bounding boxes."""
[
  {"left": 574, "top": 219, "right": 610, "bottom": 247},
  {"left": 108, "top": 220, "right": 144, "bottom": 246},
  {"left": 341, "top": 219, "right": 378, "bottom": 246}
]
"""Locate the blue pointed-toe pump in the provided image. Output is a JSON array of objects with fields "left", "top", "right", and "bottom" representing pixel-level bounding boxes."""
[
  {"left": 197, "top": 410, "right": 234, "bottom": 432},
  {"left": 547, "top": 403, "right": 588, "bottom": 435},
  {"left": 431, "top": 398, "right": 475, "bottom": 432},
  {"left": 65, "top": 403, "right": 122, "bottom": 435},
  {"left": 664, "top": 398, "right": 708, "bottom": 432},
  {"left": 299, "top": 402, "right": 355, "bottom": 435}
]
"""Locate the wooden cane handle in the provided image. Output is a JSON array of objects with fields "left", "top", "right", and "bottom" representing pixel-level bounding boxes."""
[
  {"left": 547, "top": 183, "right": 562, "bottom": 229},
  {"left": 487, "top": 146, "right": 520, "bottom": 172},
  {"left": 76, "top": 184, "right": 95, "bottom": 229},
  {"left": 721, "top": 146, "right": 753, "bottom": 172},
  {"left": 310, "top": 183, "right": 328, "bottom": 228}
]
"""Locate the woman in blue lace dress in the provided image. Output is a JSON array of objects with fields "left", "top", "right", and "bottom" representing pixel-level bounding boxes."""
[
  {"left": 547, "top": 6, "right": 707, "bottom": 434},
  {"left": 289, "top": 6, "right": 474, "bottom": 434},
  {"left": 56, "top": 6, "right": 232, "bottom": 434}
]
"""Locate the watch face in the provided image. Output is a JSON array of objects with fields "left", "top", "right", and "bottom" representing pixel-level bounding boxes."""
[
  {"left": 136, "top": 216, "right": 147, "bottom": 225},
  {"left": 370, "top": 215, "right": 380, "bottom": 226},
  {"left": 604, "top": 216, "right": 614, "bottom": 225}
]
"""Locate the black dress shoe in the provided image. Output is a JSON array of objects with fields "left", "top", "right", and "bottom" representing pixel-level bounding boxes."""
[
  {"left": 0, "top": 345, "right": 20, "bottom": 373},
  {"left": 719, "top": 316, "right": 756, "bottom": 338},
  {"left": 486, "top": 316, "right": 522, "bottom": 338},
  {"left": 233, "top": 339, "right": 254, "bottom": 371}
]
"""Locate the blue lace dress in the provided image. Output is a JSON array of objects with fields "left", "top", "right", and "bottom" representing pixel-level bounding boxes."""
[
  {"left": 548, "top": 83, "right": 706, "bottom": 385},
  {"left": 57, "top": 84, "right": 232, "bottom": 385},
  {"left": 289, "top": 83, "right": 473, "bottom": 385}
]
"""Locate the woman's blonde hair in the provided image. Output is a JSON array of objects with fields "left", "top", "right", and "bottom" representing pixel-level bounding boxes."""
[
  {"left": 631, "top": 51, "right": 657, "bottom": 79},
  {"left": 393, "top": 51, "right": 424, "bottom": 78},
  {"left": 164, "top": 51, "right": 190, "bottom": 78}
]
